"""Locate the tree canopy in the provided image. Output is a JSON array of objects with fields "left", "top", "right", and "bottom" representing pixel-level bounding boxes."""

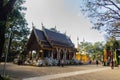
[
  {"left": 6, "top": 0, "right": 30, "bottom": 52},
  {"left": 0, "top": 0, "right": 30, "bottom": 62},
  {"left": 77, "top": 41, "right": 104, "bottom": 60},
  {"left": 80, "top": 0, "right": 120, "bottom": 38},
  {"left": 0, "top": 0, "right": 17, "bottom": 61},
  {"left": 105, "top": 36, "right": 120, "bottom": 51}
]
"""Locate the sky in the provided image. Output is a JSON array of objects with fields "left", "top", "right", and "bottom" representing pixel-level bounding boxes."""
[{"left": 23, "top": 0, "right": 105, "bottom": 47}]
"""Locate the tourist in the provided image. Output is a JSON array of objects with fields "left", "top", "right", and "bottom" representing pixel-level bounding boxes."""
[
  {"left": 58, "top": 59, "right": 60, "bottom": 66},
  {"left": 96, "top": 60, "right": 99, "bottom": 66},
  {"left": 61, "top": 59, "right": 64, "bottom": 67}
]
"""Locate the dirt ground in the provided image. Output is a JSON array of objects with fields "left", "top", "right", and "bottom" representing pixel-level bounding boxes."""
[{"left": 0, "top": 63, "right": 104, "bottom": 80}]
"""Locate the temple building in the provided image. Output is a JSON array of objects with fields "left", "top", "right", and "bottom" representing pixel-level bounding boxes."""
[{"left": 25, "top": 26, "right": 76, "bottom": 66}]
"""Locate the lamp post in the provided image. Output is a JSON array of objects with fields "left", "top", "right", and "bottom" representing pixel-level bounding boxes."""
[{"left": 3, "top": 29, "right": 12, "bottom": 77}]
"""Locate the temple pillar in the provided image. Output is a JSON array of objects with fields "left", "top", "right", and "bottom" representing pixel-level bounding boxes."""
[
  {"left": 73, "top": 52, "right": 76, "bottom": 59},
  {"left": 63, "top": 49, "right": 67, "bottom": 60},
  {"left": 39, "top": 50, "right": 43, "bottom": 59},
  {"left": 56, "top": 48, "right": 61, "bottom": 60},
  {"left": 51, "top": 49, "right": 53, "bottom": 58},
  {"left": 68, "top": 50, "right": 71, "bottom": 60},
  {"left": 29, "top": 51, "right": 32, "bottom": 60},
  {"left": 35, "top": 51, "right": 39, "bottom": 60}
]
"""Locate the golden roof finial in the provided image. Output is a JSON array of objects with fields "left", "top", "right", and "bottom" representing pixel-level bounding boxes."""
[
  {"left": 41, "top": 22, "right": 44, "bottom": 30},
  {"left": 32, "top": 22, "right": 35, "bottom": 29},
  {"left": 41, "top": 22, "right": 43, "bottom": 27}
]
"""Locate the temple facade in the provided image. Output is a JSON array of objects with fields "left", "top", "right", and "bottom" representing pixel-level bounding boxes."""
[{"left": 25, "top": 26, "right": 77, "bottom": 66}]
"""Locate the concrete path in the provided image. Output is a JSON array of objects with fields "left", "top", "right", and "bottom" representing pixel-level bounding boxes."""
[{"left": 23, "top": 67, "right": 109, "bottom": 80}]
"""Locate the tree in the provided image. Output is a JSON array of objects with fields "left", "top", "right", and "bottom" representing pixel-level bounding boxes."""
[
  {"left": 80, "top": 0, "right": 120, "bottom": 38},
  {"left": 6, "top": 12, "right": 29, "bottom": 61},
  {"left": 0, "top": 0, "right": 17, "bottom": 61},
  {"left": 105, "top": 36, "right": 120, "bottom": 50},
  {"left": 80, "top": 41, "right": 93, "bottom": 54},
  {"left": 3, "top": 0, "right": 30, "bottom": 61},
  {"left": 78, "top": 41, "right": 104, "bottom": 60}
]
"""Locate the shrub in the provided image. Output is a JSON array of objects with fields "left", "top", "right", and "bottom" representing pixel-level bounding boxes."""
[{"left": 0, "top": 75, "right": 11, "bottom": 80}]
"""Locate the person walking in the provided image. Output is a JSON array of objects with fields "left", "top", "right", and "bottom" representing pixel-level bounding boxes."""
[
  {"left": 111, "top": 59, "right": 114, "bottom": 69},
  {"left": 110, "top": 50, "right": 114, "bottom": 69},
  {"left": 96, "top": 60, "right": 99, "bottom": 66},
  {"left": 61, "top": 59, "right": 64, "bottom": 67},
  {"left": 58, "top": 59, "right": 60, "bottom": 66}
]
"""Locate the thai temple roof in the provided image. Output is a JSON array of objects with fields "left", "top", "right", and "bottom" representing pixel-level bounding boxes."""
[
  {"left": 26, "top": 26, "right": 75, "bottom": 51},
  {"left": 33, "top": 27, "right": 74, "bottom": 48}
]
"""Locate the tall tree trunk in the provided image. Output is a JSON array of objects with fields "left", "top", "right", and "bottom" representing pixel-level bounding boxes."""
[
  {"left": 0, "top": 14, "right": 7, "bottom": 62},
  {"left": 0, "top": 0, "right": 16, "bottom": 62}
]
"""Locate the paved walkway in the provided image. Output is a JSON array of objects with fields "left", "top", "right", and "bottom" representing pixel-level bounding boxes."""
[
  {"left": 23, "top": 67, "right": 109, "bottom": 80},
  {"left": 1, "top": 63, "right": 120, "bottom": 80}
]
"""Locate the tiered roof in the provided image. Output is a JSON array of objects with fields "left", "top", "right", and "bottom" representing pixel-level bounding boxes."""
[{"left": 27, "top": 27, "right": 75, "bottom": 50}]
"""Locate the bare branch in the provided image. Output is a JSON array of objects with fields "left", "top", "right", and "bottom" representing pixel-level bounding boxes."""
[
  {"left": 104, "top": 6, "right": 120, "bottom": 17},
  {"left": 109, "top": 0, "right": 120, "bottom": 11},
  {"left": 80, "top": 0, "right": 120, "bottom": 35},
  {"left": 96, "top": 1, "right": 120, "bottom": 17}
]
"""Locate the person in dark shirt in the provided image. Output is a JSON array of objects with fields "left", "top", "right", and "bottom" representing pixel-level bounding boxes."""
[{"left": 96, "top": 60, "right": 99, "bottom": 66}]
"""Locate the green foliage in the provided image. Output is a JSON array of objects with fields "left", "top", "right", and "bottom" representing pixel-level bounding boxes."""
[
  {"left": 78, "top": 41, "right": 104, "bottom": 60},
  {"left": 105, "top": 36, "right": 120, "bottom": 51},
  {"left": 3, "top": 76, "right": 11, "bottom": 80},
  {"left": 3, "top": 0, "right": 30, "bottom": 61},
  {"left": 0, "top": 75, "right": 11, "bottom": 80},
  {"left": 93, "top": 42, "right": 104, "bottom": 59}
]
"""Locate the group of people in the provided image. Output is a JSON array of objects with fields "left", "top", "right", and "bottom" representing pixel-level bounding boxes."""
[{"left": 96, "top": 59, "right": 115, "bottom": 69}]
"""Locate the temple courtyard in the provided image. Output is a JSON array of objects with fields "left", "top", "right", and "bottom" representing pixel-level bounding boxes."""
[{"left": 0, "top": 63, "right": 120, "bottom": 80}]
